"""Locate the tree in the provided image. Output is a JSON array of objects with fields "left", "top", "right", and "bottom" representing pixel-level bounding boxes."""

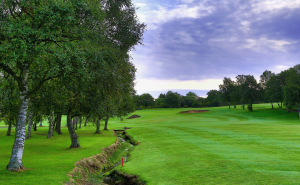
[
  {"left": 158, "top": 93, "right": 166, "bottom": 99},
  {"left": 0, "top": 76, "right": 19, "bottom": 136},
  {"left": 239, "top": 75, "right": 263, "bottom": 111},
  {"left": 284, "top": 84, "right": 300, "bottom": 116},
  {"left": 0, "top": 0, "right": 145, "bottom": 171},
  {"left": 206, "top": 90, "right": 220, "bottom": 107},
  {"left": 229, "top": 85, "right": 241, "bottom": 108},
  {"left": 219, "top": 77, "right": 235, "bottom": 108},
  {"left": 236, "top": 75, "right": 247, "bottom": 109},
  {"left": 165, "top": 91, "right": 181, "bottom": 108},
  {"left": 265, "top": 69, "right": 292, "bottom": 109},
  {"left": 283, "top": 68, "right": 300, "bottom": 115},
  {"left": 260, "top": 70, "right": 275, "bottom": 89},
  {"left": 139, "top": 93, "right": 155, "bottom": 108},
  {"left": 155, "top": 98, "right": 165, "bottom": 108}
]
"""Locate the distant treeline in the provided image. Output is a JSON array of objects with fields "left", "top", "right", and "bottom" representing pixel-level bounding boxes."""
[{"left": 134, "top": 64, "right": 300, "bottom": 113}]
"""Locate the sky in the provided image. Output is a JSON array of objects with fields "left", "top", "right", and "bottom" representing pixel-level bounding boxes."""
[{"left": 131, "top": 0, "right": 300, "bottom": 98}]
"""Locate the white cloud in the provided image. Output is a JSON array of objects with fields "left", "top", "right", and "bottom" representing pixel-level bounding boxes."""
[
  {"left": 252, "top": 0, "right": 300, "bottom": 14},
  {"left": 181, "top": 0, "right": 195, "bottom": 3},
  {"left": 243, "top": 38, "right": 297, "bottom": 52},
  {"left": 135, "top": 3, "right": 147, "bottom": 7},
  {"left": 134, "top": 78, "right": 223, "bottom": 94},
  {"left": 136, "top": 4, "right": 215, "bottom": 30}
]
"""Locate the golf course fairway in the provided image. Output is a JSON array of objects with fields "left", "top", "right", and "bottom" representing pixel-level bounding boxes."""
[
  {"left": 1, "top": 104, "right": 300, "bottom": 184},
  {"left": 113, "top": 104, "right": 300, "bottom": 184}
]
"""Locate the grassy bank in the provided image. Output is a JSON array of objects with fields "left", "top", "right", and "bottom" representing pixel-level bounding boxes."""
[{"left": 114, "top": 104, "right": 300, "bottom": 184}]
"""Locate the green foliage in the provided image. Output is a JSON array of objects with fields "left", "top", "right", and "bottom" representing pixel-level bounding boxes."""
[
  {"left": 206, "top": 90, "right": 220, "bottom": 107},
  {"left": 192, "top": 101, "right": 199, "bottom": 108},
  {"left": 219, "top": 77, "right": 235, "bottom": 106},
  {"left": 238, "top": 75, "right": 263, "bottom": 110},
  {"left": 165, "top": 91, "right": 181, "bottom": 108}
]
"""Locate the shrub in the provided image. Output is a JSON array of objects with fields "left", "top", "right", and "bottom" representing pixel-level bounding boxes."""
[{"left": 183, "top": 105, "right": 188, "bottom": 108}]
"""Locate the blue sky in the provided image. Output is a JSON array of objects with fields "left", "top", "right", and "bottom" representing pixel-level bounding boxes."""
[{"left": 131, "top": 0, "right": 300, "bottom": 98}]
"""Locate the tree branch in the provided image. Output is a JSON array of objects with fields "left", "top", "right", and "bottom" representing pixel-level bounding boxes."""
[
  {"left": 0, "top": 62, "right": 20, "bottom": 85},
  {"left": 27, "top": 74, "right": 63, "bottom": 97}
]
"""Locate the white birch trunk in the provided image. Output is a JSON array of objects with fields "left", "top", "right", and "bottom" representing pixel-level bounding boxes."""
[
  {"left": 7, "top": 70, "right": 29, "bottom": 171},
  {"left": 95, "top": 117, "right": 101, "bottom": 134},
  {"left": 26, "top": 113, "right": 33, "bottom": 140}
]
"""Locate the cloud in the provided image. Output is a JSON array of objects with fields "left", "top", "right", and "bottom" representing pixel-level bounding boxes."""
[
  {"left": 136, "top": 3, "right": 215, "bottom": 30},
  {"left": 251, "top": 0, "right": 300, "bottom": 14},
  {"left": 131, "top": 0, "right": 300, "bottom": 98},
  {"left": 243, "top": 38, "right": 297, "bottom": 52},
  {"left": 135, "top": 3, "right": 147, "bottom": 7},
  {"left": 135, "top": 78, "right": 223, "bottom": 91}
]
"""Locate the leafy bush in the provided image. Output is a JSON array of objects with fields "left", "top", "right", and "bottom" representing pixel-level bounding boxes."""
[{"left": 183, "top": 105, "right": 188, "bottom": 108}]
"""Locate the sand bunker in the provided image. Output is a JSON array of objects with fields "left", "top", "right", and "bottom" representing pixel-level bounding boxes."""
[
  {"left": 180, "top": 110, "right": 209, "bottom": 113},
  {"left": 126, "top": 115, "right": 141, "bottom": 119}
]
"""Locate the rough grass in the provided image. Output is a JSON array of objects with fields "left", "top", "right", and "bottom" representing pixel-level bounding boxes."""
[
  {"left": 0, "top": 124, "right": 116, "bottom": 185},
  {"left": 113, "top": 104, "right": 300, "bottom": 184}
]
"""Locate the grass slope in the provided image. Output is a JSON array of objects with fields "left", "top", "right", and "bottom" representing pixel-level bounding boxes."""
[
  {"left": 113, "top": 104, "right": 300, "bottom": 184},
  {"left": 0, "top": 124, "right": 116, "bottom": 185}
]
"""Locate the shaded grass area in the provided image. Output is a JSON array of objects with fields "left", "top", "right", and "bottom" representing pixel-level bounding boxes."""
[
  {"left": 0, "top": 125, "right": 116, "bottom": 185},
  {"left": 112, "top": 104, "right": 300, "bottom": 184}
]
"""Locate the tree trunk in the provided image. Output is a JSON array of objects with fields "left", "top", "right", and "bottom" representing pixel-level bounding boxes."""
[
  {"left": 242, "top": 104, "right": 244, "bottom": 109},
  {"left": 104, "top": 117, "right": 109, "bottom": 130},
  {"left": 47, "top": 112, "right": 54, "bottom": 138},
  {"left": 75, "top": 117, "right": 78, "bottom": 130},
  {"left": 26, "top": 113, "right": 33, "bottom": 140},
  {"left": 7, "top": 71, "right": 29, "bottom": 171},
  {"left": 79, "top": 117, "right": 82, "bottom": 129},
  {"left": 234, "top": 103, "right": 236, "bottom": 108},
  {"left": 298, "top": 104, "right": 300, "bottom": 119},
  {"left": 228, "top": 102, "right": 230, "bottom": 109},
  {"left": 271, "top": 102, "right": 274, "bottom": 109},
  {"left": 281, "top": 101, "right": 283, "bottom": 108},
  {"left": 95, "top": 117, "right": 101, "bottom": 134},
  {"left": 67, "top": 111, "right": 80, "bottom": 148},
  {"left": 56, "top": 114, "right": 62, "bottom": 135},
  {"left": 6, "top": 122, "right": 12, "bottom": 136},
  {"left": 33, "top": 122, "right": 37, "bottom": 131},
  {"left": 84, "top": 117, "right": 88, "bottom": 126},
  {"left": 39, "top": 120, "right": 42, "bottom": 126}
]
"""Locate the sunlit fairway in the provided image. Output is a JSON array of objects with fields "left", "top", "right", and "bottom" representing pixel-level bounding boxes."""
[
  {"left": 113, "top": 104, "right": 300, "bottom": 184},
  {"left": 1, "top": 104, "right": 300, "bottom": 184}
]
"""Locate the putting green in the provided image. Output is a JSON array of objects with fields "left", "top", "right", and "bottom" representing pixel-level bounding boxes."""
[{"left": 112, "top": 104, "right": 300, "bottom": 184}]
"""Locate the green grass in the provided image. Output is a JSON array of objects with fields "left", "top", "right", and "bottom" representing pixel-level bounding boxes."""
[
  {"left": 0, "top": 124, "right": 116, "bottom": 185},
  {"left": 1, "top": 104, "right": 300, "bottom": 184},
  {"left": 112, "top": 104, "right": 300, "bottom": 184}
]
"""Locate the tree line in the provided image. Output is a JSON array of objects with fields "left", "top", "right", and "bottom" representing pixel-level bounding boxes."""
[
  {"left": 135, "top": 64, "right": 300, "bottom": 115},
  {"left": 0, "top": 0, "right": 145, "bottom": 172},
  {"left": 133, "top": 91, "right": 222, "bottom": 109}
]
